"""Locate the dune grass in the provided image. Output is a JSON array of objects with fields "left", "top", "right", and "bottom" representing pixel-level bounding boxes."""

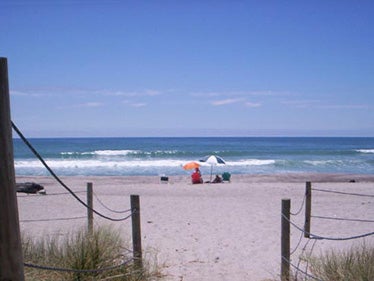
[
  {"left": 268, "top": 243, "right": 374, "bottom": 281},
  {"left": 22, "top": 225, "right": 162, "bottom": 281},
  {"left": 307, "top": 243, "right": 374, "bottom": 281}
]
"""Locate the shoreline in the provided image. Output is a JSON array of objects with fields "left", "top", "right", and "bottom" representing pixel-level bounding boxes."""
[{"left": 16, "top": 172, "right": 374, "bottom": 185}]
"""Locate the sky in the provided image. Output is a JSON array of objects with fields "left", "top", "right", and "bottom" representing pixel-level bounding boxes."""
[{"left": 1, "top": 0, "right": 373, "bottom": 137}]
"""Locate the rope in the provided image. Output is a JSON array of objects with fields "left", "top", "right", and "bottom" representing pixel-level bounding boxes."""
[
  {"left": 24, "top": 257, "right": 133, "bottom": 273},
  {"left": 295, "top": 239, "right": 311, "bottom": 281},
  {"left": 283, "top": 213, "right": 374, "bottom": 241},
  {"left": 21, "top": 216, "right": 86, "bottom": 223},
  {"left": 17, "top": 191, "right": 86, "bottom": 197},
  {"left": 45, "top": 191, "right": 86, "bottom": 196},
  {"left": 312, "top": 188, "right": 374, "bottom": 198},
  {"left": 295, "top": 238, "right": 318, "bottom": 281},
  {"left": 311, "top": 231, "right": 374, "bottom": 241},
  {"left": 282, "top": 256, "right": 323, "bottom": 281},
  {"left": 312, "top": 215, "right": 374, "bottom": 223},
  {"left": 93, "top": 192, "right": 132, "bottom": 214},
  {"left": 290, "top": 230, "right": 304, "bottom": 256},
  {"left": 12, "top": 121, "right": 132, "bottom": 222},
  {"left": 290, "top": 194, "right": 306, "bottom": 216}
]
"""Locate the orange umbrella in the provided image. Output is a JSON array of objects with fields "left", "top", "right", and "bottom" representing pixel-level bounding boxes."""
[{"left": 183, "top": 161, "right": 200, "bottom": 170}]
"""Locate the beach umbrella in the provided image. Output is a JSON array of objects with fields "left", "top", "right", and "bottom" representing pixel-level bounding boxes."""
[
  {"left": 199, "top": 155, "right": 226, "bottom": 181},
  {"left": 183, "top": 161, "right": 201, "bottom": 170}
]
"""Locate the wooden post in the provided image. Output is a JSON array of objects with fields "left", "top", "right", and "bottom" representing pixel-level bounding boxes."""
[
  {"left": 304, "top": 181, "right": 311, "bottom": 238},
  {"left": 87, "top": 182, "right": 93, "bottom": 234},
  {"left": 281, "top": 199, "right": 290, "bottom": 281},
  {"left": 131, "top": 195, "right": 143, "bottom": 269},
  {"left": 0, "top": 57, "right": 25, "bottom": 280}
]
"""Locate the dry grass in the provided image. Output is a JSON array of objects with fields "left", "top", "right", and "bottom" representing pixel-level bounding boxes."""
[
  {"left": 22, "top": 225, "right": 162, "bottom": 281},
  {"left": 307, "top": 243, "right": 374, "bottom": 281},
  {"left": 267, "top": 243, "right": 374, "bottom": 281}
]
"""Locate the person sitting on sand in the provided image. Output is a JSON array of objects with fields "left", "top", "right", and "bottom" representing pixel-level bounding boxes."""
[
  {"left": 191, "top": 168, "right": 203, "bottom": 184},
  {"left": 212, "top": 174, "right": 223, "bottom": 183}
]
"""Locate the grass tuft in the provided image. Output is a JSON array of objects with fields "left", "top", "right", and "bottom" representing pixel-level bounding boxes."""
[
  {"left": 308, "top": 243, "right": 374, "bottom": 281},
  {"left": 22, "top": 225, "right": 162, "bottom": 281}
]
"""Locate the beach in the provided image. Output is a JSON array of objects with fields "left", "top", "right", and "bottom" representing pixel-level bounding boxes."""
[{"left": 16, "top": 173, "right": 374, "bottom": 281}]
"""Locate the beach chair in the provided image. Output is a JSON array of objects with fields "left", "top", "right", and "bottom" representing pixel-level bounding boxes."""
[{"left": 222, "top": 172, "right": 231, "bottom": 182}]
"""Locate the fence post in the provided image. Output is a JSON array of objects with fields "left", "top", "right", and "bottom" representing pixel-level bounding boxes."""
[
  {"left": 281, "top": 199, "right": 291, "bottom": 281},
  {"left": 0, "top": 57, "right": 25, "bottom": 280},
  {"left": 131, "top": 195, "right": 143, "bottom": 270},
  {"left": 87, "top": 182, "right": 93, "bottom": 234},
  {"left": 304, "top": 181, "right": 311, "bottom": 238}
]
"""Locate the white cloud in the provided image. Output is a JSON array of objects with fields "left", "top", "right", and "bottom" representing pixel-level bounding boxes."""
[
  {"left": 131, "top": 103, "right": 147, "bottom": 107},
  {"left": 10, "top": 90, "right": 48, "bottom": 97},
  {"left": 191, "top": 91, "right": 223, "bottom": 97},
  {"left": 281, "top": 100, "right": 321, "bottom": 108},
  {"left": 318, "top": 104, "right": 370, "bottom": 109},
  {"left": 211, "top": 98, "right": 261, "bottom": 107},
  {"left": 143, "top": 89, "right": 161, "bottom": 96},
  {"left": 76, "top": 102, "right": 104, "bottom": 108},
  {"left": 106, "top": 89, "right": 161, "bottom": 97},
  {"left": 245, "top": 102, "right": 261, "bottom": 107},
  {"left": 122, "top": 100, "right": 147, "bottom": 107},
  {"left": 211, "top": 98, "right": 244, "bottom": 106},
  {"left": 10, "top": 90, "right": 28, "bottom": 96},
  {"left": 282, "top": 99, "right": 370, "bottom": 110},
  {"left": 247, "top": 90, "right": 291, "bottom": 97}
]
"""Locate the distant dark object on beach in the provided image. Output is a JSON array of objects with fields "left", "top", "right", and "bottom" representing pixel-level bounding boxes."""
[
  {"left": 16, "top": 182, "right": 46, "bottom": 194},
  {"left": 349, "top": 179, "right": 356, "bottom": 183}
]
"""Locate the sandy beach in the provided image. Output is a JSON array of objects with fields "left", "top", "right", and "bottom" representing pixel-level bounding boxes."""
[{"left": 16, "top": 173, "right": 374, "bottom": 281}]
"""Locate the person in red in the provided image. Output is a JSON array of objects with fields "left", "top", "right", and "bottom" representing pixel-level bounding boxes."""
[{"left": 191, "top": 167, "right": 203, "bottom": 184}]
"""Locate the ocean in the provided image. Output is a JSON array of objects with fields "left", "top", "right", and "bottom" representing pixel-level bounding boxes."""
[{"left": 13, "top": 137, "right": 374, "bottom": 177}]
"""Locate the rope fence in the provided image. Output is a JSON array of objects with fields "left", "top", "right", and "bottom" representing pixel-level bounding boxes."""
[
  {"left": 12, "top": 122, "right": 144, "bottom": 277},
  {"left": 18, "top": 189, "right": 142, "bottom": 276},
  {"left": 282, "top": 256, "right": 322, "bottom": 281},
  {"left": 24, "top": 257, "right": 134, "bottom": 274},
  {"left": 311, "top": 215, "right": 374, "bottom": 223},
  {"left": 93, "top": 191, "right": 133, "bottom": 214},
  {"left": 12, "top": 121, "right": 132, "bottom": 222},
  {"left": 18, "top": 185, "right": 133, "bottom": 225},
  {"left": 312, "top": 187, "right": 374, "bottom": 198},
  {"left": 17, "top": 191, "right": 87, "bottom": 197},
  {"left": 20, "top": 216, "right": 86, "bottom": 223},
  {"left": 281, "top": 181, "right": 374, "bottom": 281}
]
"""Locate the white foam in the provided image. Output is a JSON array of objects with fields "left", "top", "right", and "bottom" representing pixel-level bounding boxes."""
[
  {"left": 356, "top": 149, "right": 374, "bottom": 154},
  {"left": 15, "top": 159, "right": 186, "bottom": 169},
  {"left": 92, "top": 150, "right": 141, "bottom": 156},
  {"left": 15, "top": 158, "right": 277, "bottom": 170},
  {"left": 226, "top": 159, "right": 276, "bottom": 166},
  {"left": 60, "top": 150, "right": 141, "bottom": 156},
  {"left": 304, "top": 160, "right": 343, "bottom": 166}
]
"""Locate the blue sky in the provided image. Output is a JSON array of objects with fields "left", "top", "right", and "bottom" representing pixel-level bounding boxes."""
[{"left": 1, "top": 1, "right": 373, "bottom": 137}]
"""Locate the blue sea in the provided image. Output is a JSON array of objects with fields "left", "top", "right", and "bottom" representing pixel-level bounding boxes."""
[{"left": 13, "top": 137, "right": 374, "bottom": 177}]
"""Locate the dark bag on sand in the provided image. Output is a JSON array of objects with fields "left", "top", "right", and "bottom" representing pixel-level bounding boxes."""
[{"left": 16, "top": 182, "right": 45, "bottom": 194}]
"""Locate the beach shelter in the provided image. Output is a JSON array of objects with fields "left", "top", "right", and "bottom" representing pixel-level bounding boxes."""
[
  {"left": 199, "top": 155, "right": 226, "bottom": 181},
  {"left": 183, "top": 161, "right": 201, "bottom": 170}
]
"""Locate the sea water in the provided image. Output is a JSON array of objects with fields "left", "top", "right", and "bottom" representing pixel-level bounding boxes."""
[{"left": 13, "top": 137, "right": 374, "bottom": 176}]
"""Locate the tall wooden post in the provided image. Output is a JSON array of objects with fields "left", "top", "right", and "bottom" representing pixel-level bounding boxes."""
[
  {"left": 87, "top": 182, "right": 93, "bottom": 234},
  {"left": 304, "top": 181, "right": 312, "bottom": 238},
  {"left": 131, "top": 195, "right": 143, "bottom": 270},
  {"left": 281, "top": 199, "right": 290, "bottom": 281},
  {"left": 0, "top": 57, "right": 25, "bottom": 280}
]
